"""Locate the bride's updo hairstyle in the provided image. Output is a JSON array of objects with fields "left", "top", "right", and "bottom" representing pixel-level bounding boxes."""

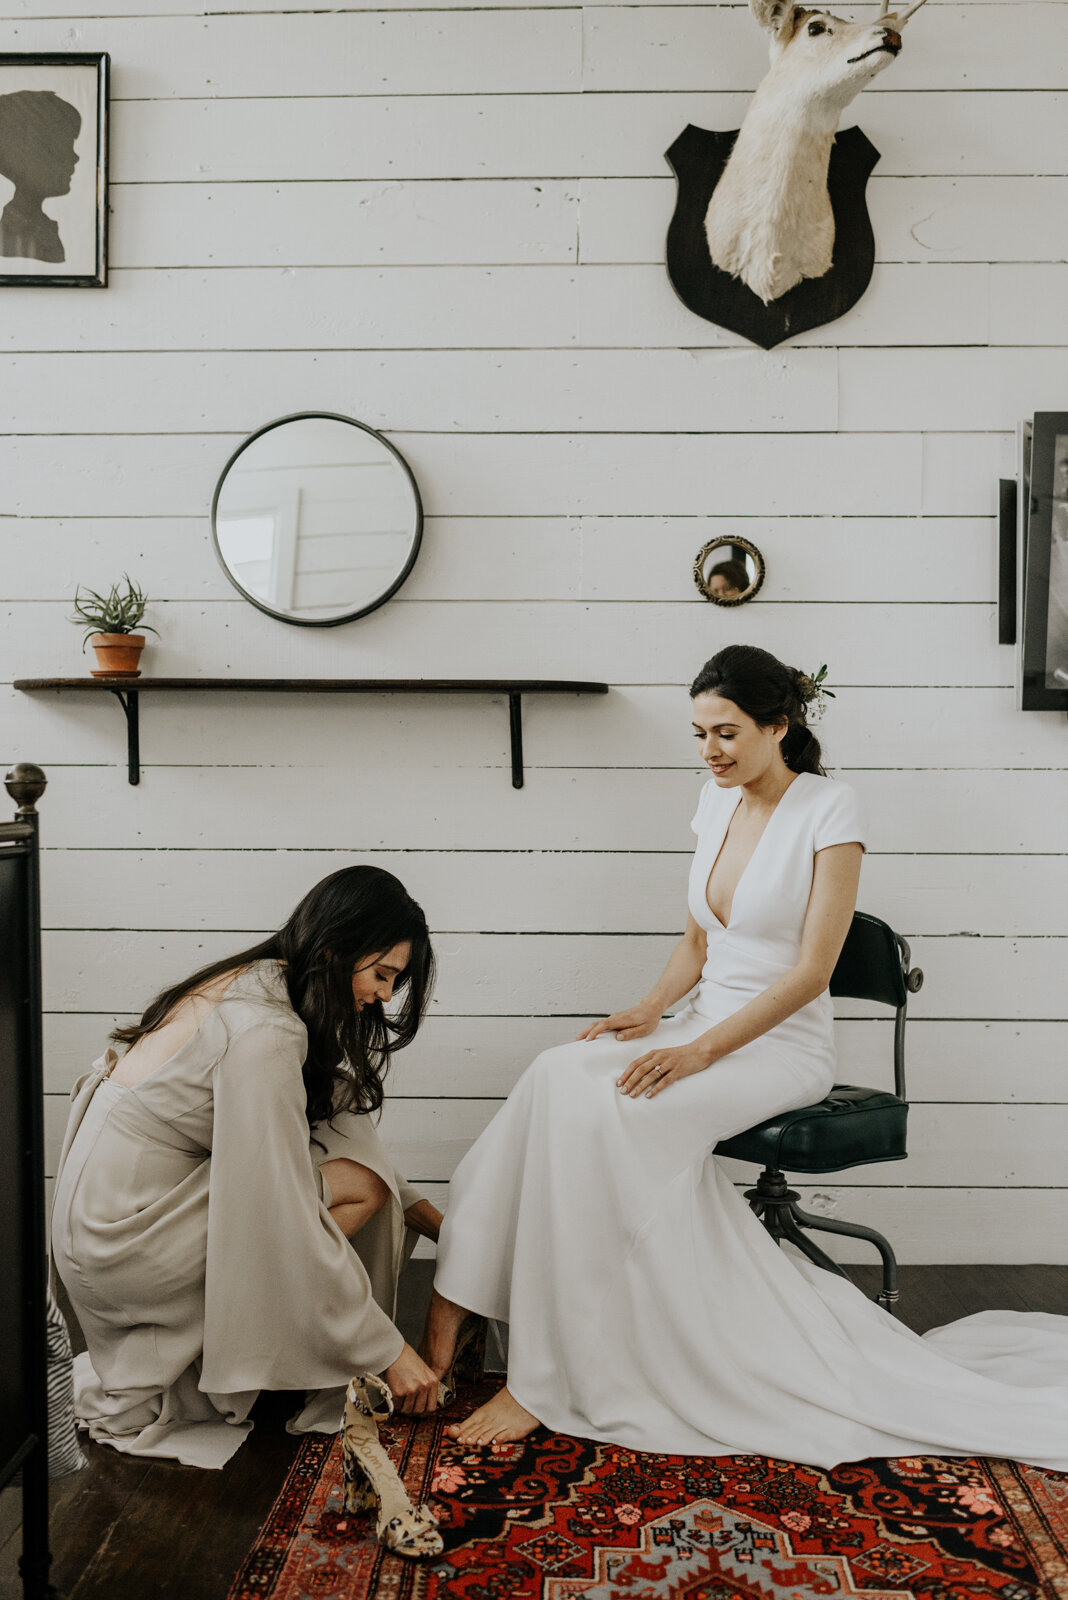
[
  {"left": 111, "top": 866, "right": 435, "bottom": 1129},
  {"left": 690, "top": 644, "right": 826, "bottom": 776}
]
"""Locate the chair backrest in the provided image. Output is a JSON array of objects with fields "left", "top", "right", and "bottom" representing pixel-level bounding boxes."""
[
  {"left": 830, "top": 910, "right": 917, "bottom": 1100},
  {"left": 830, "top": 911, "right": 907, "bottom": 1007}
]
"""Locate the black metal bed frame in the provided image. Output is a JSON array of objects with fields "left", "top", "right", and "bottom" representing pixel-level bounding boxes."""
[{"left": 0, "top": 764, "right": 57, "bottom": 1599}]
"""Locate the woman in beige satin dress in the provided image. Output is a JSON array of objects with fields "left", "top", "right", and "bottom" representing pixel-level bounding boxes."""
[{"left": 51, "top": 866, "right": 444, "bottom": 1468}]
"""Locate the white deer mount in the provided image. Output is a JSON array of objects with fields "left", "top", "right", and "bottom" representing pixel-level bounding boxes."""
[{"left": 704, "top": 0, "right": 926, "bottom": 305}]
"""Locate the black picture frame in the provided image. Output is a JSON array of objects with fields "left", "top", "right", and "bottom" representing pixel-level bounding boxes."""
[
  {"left": 1020, "top": 412, "right": 1068, "bottom": 712},
  {"left": 0, "top": 52, "right": 109, "bottom": 288}
]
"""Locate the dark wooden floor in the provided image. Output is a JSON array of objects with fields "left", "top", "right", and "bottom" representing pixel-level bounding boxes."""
[{"left": 2, "top": 1263, "right": 1065, "bottom": 1600}]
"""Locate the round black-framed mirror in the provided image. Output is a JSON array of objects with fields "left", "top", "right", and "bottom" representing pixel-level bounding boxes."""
[
  {"left": 211, "top": 412, "right": 423, "bottom": 628},
  {"left": 693, "top": 536, "right": 765, "bottom": 607}
]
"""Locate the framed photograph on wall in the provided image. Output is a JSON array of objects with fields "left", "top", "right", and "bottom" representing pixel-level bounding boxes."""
[
  {"left": 1020, "top": 411, "right": 1068, "bottom": 712},
  {"left": 0, "top": 53, "right": 109, "bottom": 287}
]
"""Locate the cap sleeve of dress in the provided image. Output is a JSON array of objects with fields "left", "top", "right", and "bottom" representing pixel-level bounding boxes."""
[
  {"left": 690, "top": 778, "right": 717, "bottom": 836},
  {"left": 813, "top": 779, "right": 867, "bottom": 853},
  {"left": 200, "top": 1013, "right": 404, "bottom": 1396}
]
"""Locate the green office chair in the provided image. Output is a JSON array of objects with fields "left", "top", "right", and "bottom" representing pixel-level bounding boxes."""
[{"left": 715, "top": 911, "right": 923, "bottom": 1311}]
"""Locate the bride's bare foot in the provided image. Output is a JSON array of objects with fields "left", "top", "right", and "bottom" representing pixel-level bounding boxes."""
[
  {"left": 419, "top": 1289, "right": 467, "bottom": 1377},
  {"left": 446, "top": 1387, "right": 539, "bottom": 1450}
]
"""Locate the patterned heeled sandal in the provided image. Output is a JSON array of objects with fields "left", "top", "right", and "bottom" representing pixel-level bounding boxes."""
[
  {"left": 341, "top": 1375, "right": 444, "bottom": 1560},
  {"left": 437, "top": 1313, "right": 488, "bottom": 1407}
]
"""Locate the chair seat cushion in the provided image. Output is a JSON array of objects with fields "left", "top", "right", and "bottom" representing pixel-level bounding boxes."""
[{"left": 714, "top": 1084, "right": 908, "bottom": 1174}]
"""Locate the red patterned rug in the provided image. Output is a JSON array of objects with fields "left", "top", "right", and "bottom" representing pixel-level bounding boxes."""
[{"left": 228, "top": 1379, "right": 1068, "bottom": 1600}]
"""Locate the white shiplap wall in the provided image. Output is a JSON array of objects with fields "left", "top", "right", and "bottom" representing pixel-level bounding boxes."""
[{"left": 2, "top": 0, "right": 1066, "bottom": 1263}]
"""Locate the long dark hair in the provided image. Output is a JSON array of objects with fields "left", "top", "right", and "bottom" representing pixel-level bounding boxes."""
[
  {"left": 689, "top": 644, "right": 826, "bottom": 775},
  {"left": 111, "top": 866, "right": 435, "bottom": 1128}
]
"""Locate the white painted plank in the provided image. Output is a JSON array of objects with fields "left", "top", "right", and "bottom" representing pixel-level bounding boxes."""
[
  {"left": 113, "top": 92, "right": 1068, "bottom": 183},
  {"left": 39, "top": 1089, "right": 1068, "bottom": 1189},
  {"left": 1, "top": 264, "right": 1018, "bottom": 354},
  {"left": 411, "top": 1182, "right": 1068, "bottom": 1264},
  {"left": 839, "top": 349, "right": 1068, "bottom": 433},
  {"left": 15, "top": 677, "right": 1068, "bottom": 776},
  {"left": 577, "top": 177, "right": 1068, "bottom": 266},
  {"left": 105, "top": 175, "right": 1068, "bottom": 271},
  {"left": 921, "top": 432, "right": 1017, "bottom": 514},
  {"left": 373, "top": 1098, "right": 1068, "bottom": 1187},
  {"left": 489, "top": 683, "right": 1066, "bottom": 771},
  {"left": 991, "top": 266, "right": 1068, "bottom": 345},
  {"left": 1, "top": 0, "right": 1048, "bottom": 13},
  {"left": 12, "top": 764, "right": 1061, "bottom": 852},
  {"left": 14, "top": 262, "right": 1057, "bottom": 354},
  {"left": 37, "top": 927, "right": 1068, "bottom": 1019},
  {"left": 4, "top": 597, "right": 1003, "bottom": 686},
  {"left": 0, "top": 267, "right": 585, "bottom": 355},
  {"left": 35, "top": 848, "right": 689, "bottom": 935},
  {"left": 394, "top": 1183, "right": 1068, "bottom": 1266},
  {"left": 836, "top": 1019, "right": 1068, "bottom": 1105},
  {"left": 2, "top": 350, "right": 839, "bottom": 436},
  {"left": 6, "top": 13, "right": 582, "bottom": 98},
  {"left": 0, "top": 432, "right": 931, "bottom": 518},
  {"left": 39, "top": 1012, "right": 1068, "bottom": 1104},
  {"left": 36, "top": 848, "right": 1068, "bottom": 938},
  {"left": 582, "top": 6, "right": 1068, "bottom": 93},
  {"left": 13, "top": 7, "right": 1051, "bottom": 101},
  {"left": 0, "top": 516, "right": 994, "bottom": 606},
  {"left": 111, "top": 183, "right": 578, "bottom": 270}
]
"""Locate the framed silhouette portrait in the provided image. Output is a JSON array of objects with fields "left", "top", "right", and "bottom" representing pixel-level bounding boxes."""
[{"left": 0, "top": 53, "right": 109, "bottom": 287}]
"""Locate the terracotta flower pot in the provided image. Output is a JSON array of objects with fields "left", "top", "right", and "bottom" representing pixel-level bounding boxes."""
[{"left": 89, "top": 633, "right": 146, "bottom": 678}]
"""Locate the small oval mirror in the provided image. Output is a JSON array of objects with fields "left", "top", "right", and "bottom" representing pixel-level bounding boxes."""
[
  {"left": 211, "top": 412, "right": 423, "bottom": 627},
  {"left": 693, "top": 536, "right": 765, "bottom": 607}
]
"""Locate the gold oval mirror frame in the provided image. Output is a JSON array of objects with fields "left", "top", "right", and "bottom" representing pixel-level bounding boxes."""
[{"left": 693, "top": 536, "right": 766, "bottom": 607}]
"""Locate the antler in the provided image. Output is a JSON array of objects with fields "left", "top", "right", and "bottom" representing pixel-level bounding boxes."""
[{"left": 877, "top": 0, "right": 927, "bottom": 21}]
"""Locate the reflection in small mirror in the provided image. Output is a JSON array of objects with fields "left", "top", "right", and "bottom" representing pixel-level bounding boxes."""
[
  {"left": 212, "top": 413, "right": 422, "bottom": 627},
  {"left": 693, "top": 536, "right": 766, "bottom": 607}
]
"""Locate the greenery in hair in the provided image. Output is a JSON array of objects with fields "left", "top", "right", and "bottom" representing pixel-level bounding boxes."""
[{"left": 799, "top": 663, "right": 835, "bottom": 719}]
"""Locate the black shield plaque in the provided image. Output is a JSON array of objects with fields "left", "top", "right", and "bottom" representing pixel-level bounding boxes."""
[{"left": 665, "top": 124, "right": 881, "bottom": 349}]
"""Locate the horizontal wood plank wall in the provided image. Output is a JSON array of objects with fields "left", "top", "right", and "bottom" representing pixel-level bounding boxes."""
[{"left": 2, "top": 0, "right": 1066, "bottom": 1263}]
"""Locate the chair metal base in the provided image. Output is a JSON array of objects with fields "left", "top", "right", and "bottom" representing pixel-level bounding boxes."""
[{"left": 745, "top": 1167, "right": 899, "bottom": 1312}]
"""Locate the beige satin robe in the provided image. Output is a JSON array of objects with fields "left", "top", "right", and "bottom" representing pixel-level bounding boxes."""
[{"left": 51, "top": 962, "right": 422, "bottom": 1468}]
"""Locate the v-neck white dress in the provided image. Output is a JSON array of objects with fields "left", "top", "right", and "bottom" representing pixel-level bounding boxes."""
[{"left": 435, "top": 773, "right": 1068, "bottom": 1469}]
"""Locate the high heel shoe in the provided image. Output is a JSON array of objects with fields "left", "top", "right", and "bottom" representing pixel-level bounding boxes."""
[
  {"left": 341, "top": 1375, "right": 444, "bottom": 1560},
  {"left": 438, "top": 1313, "right": 487, "bottom": 1407}
]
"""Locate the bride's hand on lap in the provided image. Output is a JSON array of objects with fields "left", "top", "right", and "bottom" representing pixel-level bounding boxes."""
[
  {"left": 617, "top": 1039, "right": 712, "bottom": 1099},
  {"left": 576, "top": 1001, "right": 663, "bottom": 1042},
  {"left": 384, "top": 1343, "right": 440, "bottom": 1415}
]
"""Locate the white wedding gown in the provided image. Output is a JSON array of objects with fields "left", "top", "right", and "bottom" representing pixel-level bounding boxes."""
[{"left": 436, "top": 772, "right": 1068, "bottom": 1470}]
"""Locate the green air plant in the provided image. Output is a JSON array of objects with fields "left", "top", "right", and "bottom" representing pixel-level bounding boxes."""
[{"left": 70, "top": 576, "right": 159, "bottom": 650}]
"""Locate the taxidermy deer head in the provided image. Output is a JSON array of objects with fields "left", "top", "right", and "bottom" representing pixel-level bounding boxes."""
[{"left": 705, "top": 0, "right": 926, "bottom": 304}]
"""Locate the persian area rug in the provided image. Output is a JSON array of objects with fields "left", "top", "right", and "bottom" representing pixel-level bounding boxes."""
[{"left": 228, "top": 1379, "right": 1068, "bottom": 1600}]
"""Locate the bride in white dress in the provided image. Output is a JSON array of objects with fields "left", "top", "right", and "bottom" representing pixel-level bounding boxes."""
[{"left": 420, "top": 644, "right": 1068, "bottom": 1470}]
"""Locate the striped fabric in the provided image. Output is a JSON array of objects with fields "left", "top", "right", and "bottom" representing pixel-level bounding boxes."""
[{"left": 46, "top": 1285, "right": 86, "bottom": 1478}]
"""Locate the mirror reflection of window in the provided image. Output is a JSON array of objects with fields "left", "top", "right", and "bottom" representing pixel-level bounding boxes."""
[
  {"left": 213, "top": 416, "right": 422, "bottom": 625},
  {"left": 1047, "top": 435, "right": 1068, "bottom": 689}
]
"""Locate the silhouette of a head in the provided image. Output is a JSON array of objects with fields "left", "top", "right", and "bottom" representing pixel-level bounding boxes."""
[{"left": 0, "top": 90, "right": 81, "bottom": 199}]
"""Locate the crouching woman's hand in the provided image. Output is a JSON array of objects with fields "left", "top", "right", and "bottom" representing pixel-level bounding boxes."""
[{"left": 384, "top": 1342, "right": 440, "bottom": 1414}]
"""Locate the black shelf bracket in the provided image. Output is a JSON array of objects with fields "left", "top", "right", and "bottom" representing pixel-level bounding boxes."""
[
  {"left": 509, "top": 693, "right": 524, "bottom": 789},
  {"left": 108, "top": 688, "right": 141, "bottom": 786}
]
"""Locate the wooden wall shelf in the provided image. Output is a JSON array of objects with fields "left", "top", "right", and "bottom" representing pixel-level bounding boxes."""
[{"left": 13, "top": 677, "right": 609, "bottom": 789}]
